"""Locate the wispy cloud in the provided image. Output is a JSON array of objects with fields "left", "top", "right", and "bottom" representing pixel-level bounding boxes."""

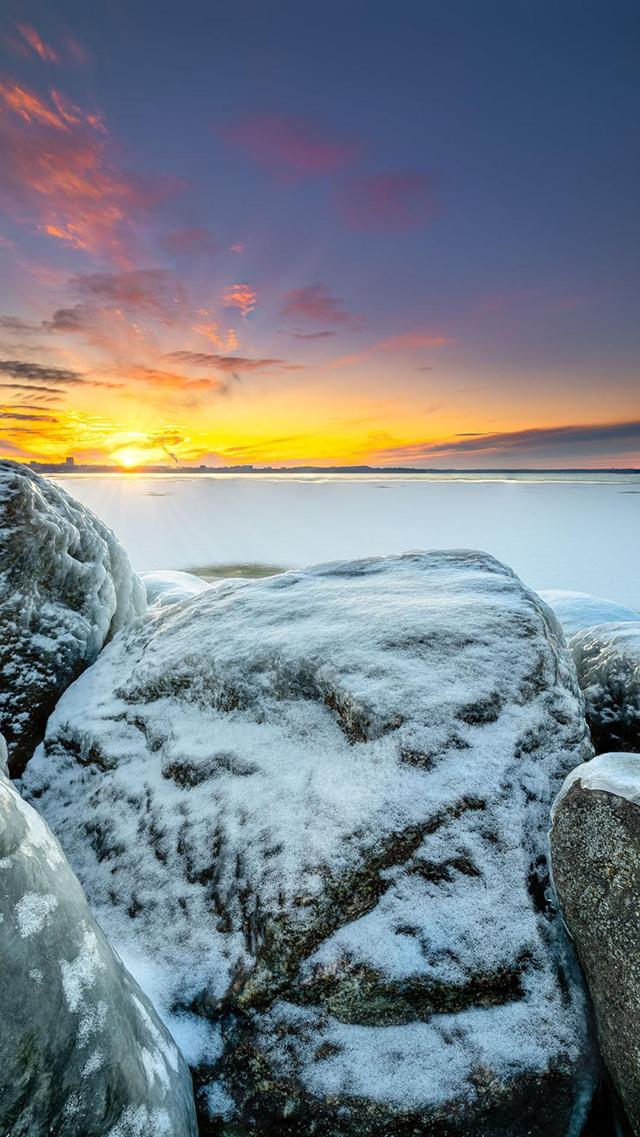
[
  {"left": 0, "top": 359, "right": 85, "bottom": 384},
  {"left": 12, "top": 24, "right": 59, "bottom": 64},
  {"left": 337, "top": 171, "right": 439, "bottom": 232},
  {"left": 220, "top": 113, "right": 360, "bottom": 181},
  {"left": 369, "top": 420, "right": 640, "bottom": 462},
  {"left": 167, "top": 350, "right": 302, "bottom": 373},
  {"left": 71, "top": 269, "right": 187, "bottom": 319},
  {"left": 281, "top": 283, "right": 362, "bottom": 328},
  {"left": 0, "top": 315, "right": 41, "bottom": 334},
  {"left": 0, "top": 408, "right": 58, "bottom": 422},
  {"left": 285, "top": 329, "right": 337, "bottom": 341}
]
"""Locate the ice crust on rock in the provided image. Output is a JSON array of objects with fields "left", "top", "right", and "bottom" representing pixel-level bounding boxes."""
[
  {"left": 538, "top": 590, "right": 640, "bottom": 640},
  {"left": 0, "top": 461, "right": 146, "bottom": 774},
  {"left": 568, "top": 621, "right": 640, "bottom": 752},
  {"left": 0, "top": 759, "right": 197, "bottom": 1136},
  {"left": 141, "top": 570, "right": 210, "bottom": 609},
  {"left": 22, "top": 550, "right": 597, "bottom": 1135}
]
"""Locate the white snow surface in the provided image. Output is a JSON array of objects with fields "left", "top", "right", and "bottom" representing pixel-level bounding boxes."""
[
  {"left": 140, "top": 570, "right": 210, "bottom": 609},
  {"left": 552, "top": 753, "right": 640, "bottom": 818},
  {"left": 538, "top": 590, "right": 640, "bottom": 640},
  {"left": 22, "top": 550, "right": 595, "bottom": 1120},
  {"left": 0, "top": 461, "right": 146, "bottom": 771}
]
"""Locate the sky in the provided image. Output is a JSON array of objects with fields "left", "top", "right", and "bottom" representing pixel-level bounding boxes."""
[{"left": 0, "top": 0, "right": 639, "bottom": 469}]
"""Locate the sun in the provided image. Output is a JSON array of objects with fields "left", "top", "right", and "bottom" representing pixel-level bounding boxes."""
[{"left": 111, "top": 446, "right": 148, "bottom": 469}]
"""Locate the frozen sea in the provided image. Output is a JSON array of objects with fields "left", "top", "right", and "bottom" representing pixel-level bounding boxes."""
[{"left": 51, "top": 471, "right": 640, "bottom": 609}]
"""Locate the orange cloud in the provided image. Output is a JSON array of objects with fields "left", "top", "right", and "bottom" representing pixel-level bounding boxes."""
[
  {"left": 0, "top": 81, "right": 69, "bottom": 128},
  {"left": 192, "top": 320, "right": 239, "bottom": 351},
  {"left": 223, "top": 283, "right": 256, "bottom": 317},
  {"left": 116, "top": 364, "right": 228, "bottom": 399}
]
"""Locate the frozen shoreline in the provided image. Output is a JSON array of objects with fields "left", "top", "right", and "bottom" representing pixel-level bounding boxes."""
[{"left": 51, "top": 471, "right": 640, "bottom": 608}]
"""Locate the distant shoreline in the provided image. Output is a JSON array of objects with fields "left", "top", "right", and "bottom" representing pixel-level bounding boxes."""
[{"left": 19, "top": 462, "right": 640, "bottom": 475}]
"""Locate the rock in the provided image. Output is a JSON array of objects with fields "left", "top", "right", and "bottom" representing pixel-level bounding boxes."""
[
  {"left": 569, "top": 622, "right": 640, "bottom": 752},
  {"left": 0, "top": 758, "right": 197, "bottom": 1136},
  {"left": 538, "top": 590, "right": 640, "bottom": 641},
  {"left": 0, "top": 461, "right": 146, "bottom": 775},
  {"left": 23, "top": 551, "right": 597, "bottom": 1135},
  {"left": 141, "top": 569, "right": 210, "bottom": 609},
  {"left": 551, "top": 753, "right": 640, "bottom": 1135}
]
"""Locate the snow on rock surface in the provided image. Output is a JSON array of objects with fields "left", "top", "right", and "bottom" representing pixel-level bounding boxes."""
[
  {"left": 569, "top": 622, "right": 640, "bottom": 753},
  {"left": 0, "top": 461, "right": 146, "bottom": 775},
  {"left": 551, "top": 752, "right": 640, "bottom": 1135},
  {"left": 141, "top": 570, "right": 210, "bottom": 609},
  {"left": 22, "top": 550, "right": 597, "bottom": 1135},
  {"left": 0, "top": 755, "right": 197, "bottom": 1136},
  {"left": 538, "top": 590, "right": 640, "bottom": 640}
]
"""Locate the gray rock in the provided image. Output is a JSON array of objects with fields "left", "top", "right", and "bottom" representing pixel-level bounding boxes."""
[
  {"left": 23, "top": 551, "right": 597, "bottom": 1135},
  {"left": 569, "top": 622, "right": 640, "bottom": 752},
  {"left": 0, "top": 762, "right": 197, "bottom": 1137},
  {"left": 551, "top": 753, "right": 640, "bottom": 1135},
  {"left": 0, "top": 461, "right": 146, "bottom": 774}
]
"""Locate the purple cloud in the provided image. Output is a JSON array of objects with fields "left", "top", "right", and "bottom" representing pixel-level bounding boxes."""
[
  {"left": 281, "top": 284, "right": 362, "bottom": 328},
  {"left": 337, "top": 171, "right": 439, "bottom": 231},
  {"left": 220, "top": 113, "right": 360, "bottom": 181}
]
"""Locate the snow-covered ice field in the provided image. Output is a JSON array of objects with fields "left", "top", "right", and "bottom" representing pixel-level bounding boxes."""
[{"left": 51, "top": 471, "right": 640, "bottom": 608}]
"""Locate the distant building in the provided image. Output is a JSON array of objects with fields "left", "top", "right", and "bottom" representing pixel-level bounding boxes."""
[{"left": 65, "top": 457, "right": 75, "bottom": 467}]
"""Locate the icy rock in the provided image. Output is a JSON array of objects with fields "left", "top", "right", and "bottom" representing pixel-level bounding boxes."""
[
  {"left": 538, "top": 590, "right": 640, "bottom": 641},
  {"left": 0, "top": 461, "right": 146, "bottom": 774},
  {"left": 0, "top": 759, "right": 197, "bottom": 1136},
  {"left": 23, "top": 551, "right": 597, "bottom": 1136},
  {"left": 552, "top": 753, "right": 640, "bottom": 1136},
  {"left": 141, "top": 570, "right": 210, "bottom": 609},
  {"left": 569, "top": 622, "right": 640, "bottom": 752}
]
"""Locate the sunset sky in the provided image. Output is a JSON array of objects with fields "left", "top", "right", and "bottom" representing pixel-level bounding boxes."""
[{"left": 0, "top": 1, "right": 638, "bottom": 468}]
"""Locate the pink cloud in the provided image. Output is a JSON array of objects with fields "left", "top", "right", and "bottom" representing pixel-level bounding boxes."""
[
  {"left": 281, "top": 283, "right": 362, "bottom": 328},
  {"left": 337, "top": 171, "right": 439, "bottom": 232},
  {"left": 0, "top": 80, "right": 179, "bottom": 261},
  {"left": 220, "top": 113, "right": 360, "bottom": 181},
  {"left": 14, "top": 24, "right": 59, "bottom": 64},
  {"left": 63, "top": 34, "right": 90, "bottom": 67},
  {"left": 223, "top": 283, "right": 256, "bottom": 317},
  {"left": 162, "top": 227, "right": 218, "bottom": 256},
  {"left": 333, "top": 329, "right": 452, "bottom": 368}
]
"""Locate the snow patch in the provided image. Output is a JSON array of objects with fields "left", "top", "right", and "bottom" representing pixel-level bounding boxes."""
[
  {"left": 552, "top": 752, "right": 640, "bottom": 818},
  {"left": 15, "top": 891, "right": 59, "bottom": 937}
]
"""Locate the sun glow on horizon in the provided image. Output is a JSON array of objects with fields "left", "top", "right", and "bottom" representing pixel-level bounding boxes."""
[{"left": 111, "top": 446, "right": 151, "bottom": 469}]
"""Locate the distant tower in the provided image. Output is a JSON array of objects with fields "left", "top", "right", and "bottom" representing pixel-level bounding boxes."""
[{"left": 65, "top": 456, "right": 75, "bottom": 468}]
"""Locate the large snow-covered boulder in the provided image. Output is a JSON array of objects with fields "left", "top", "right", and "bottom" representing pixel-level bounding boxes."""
[
  {"left": 23, "top": 551, "right": 597, "bottom": 1135},
  {"left": 551, "top": 753, "right": 640, "bottom": 1135},
  {"left": 538, "top": 590, "right": 640, "bottom": 641},
  {"left": 0, "top": 461, "right": 146, "bottom": 774},
  {"left": 141, "top": 570, "right": 210, "bottom": 609},
  {"left": 0, "top": 757, "right": 197, "bottom": 1136},
  {"left": 569, "top": 622, "right": 640, "bottom": 752}
]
